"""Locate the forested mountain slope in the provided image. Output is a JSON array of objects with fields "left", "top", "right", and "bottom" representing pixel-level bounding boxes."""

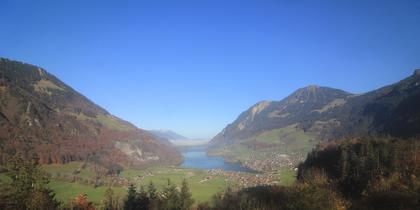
[{"left": 0, "top": 58, "right": 182, "bottom": 169}]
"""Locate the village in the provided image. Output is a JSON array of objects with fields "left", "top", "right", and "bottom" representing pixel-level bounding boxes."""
[
  {"left": 241, "top": 151, "right": 304, "bottom": 172},
  {"left": 206, "top": 169, "right": 279, "bottom": 188}
]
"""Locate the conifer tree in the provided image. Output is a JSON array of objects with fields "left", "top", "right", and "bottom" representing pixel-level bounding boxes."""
[
  {"left": 137, "top": 186, "right": 150, "bottom": 210},
  {"left": 0, "top": 154, "right": 60, "bottom": 210},
  {"left": 124, "top": 184, "right": 137, "bottom": 210},
  {"left": 147, "top": 181, "right": 157, "bottom": 200},
  {"left": 179, "top": 179, "right": 194, "bottom": 210},
  {"left": 161, "top": 179, "right": 181, "bottom": 210}
]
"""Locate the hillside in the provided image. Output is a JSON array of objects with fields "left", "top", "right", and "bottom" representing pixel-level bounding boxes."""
[
  {"left": 0, "top": 58, "right": 182, "bottom": 169},
  {"left": 209, "top": 70, "right": 420, "bottom": 171}
]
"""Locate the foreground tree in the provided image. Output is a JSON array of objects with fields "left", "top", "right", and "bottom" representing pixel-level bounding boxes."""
[
  {"left": 0, "top": 154, "right": 60, "bottom": 210},
  {"left": 137, "top": 186, "right": 150, "bottom": 210},
  {"left": 147, "top": 181, "right": 159, "bottom": 210},
  {"left": 123, "top": 184, "right": 150, "bottom": 210},
  {"left": 161, "top": 179, "right": 181, "bottom": 210},
  {"left": 147, "top": 181, "right": 157, "bottom": 200},
  {"left": 179, "top": 179, "right": 194, "bottom": 210},
  {"left": 71, "top": 194, "right": 95, "bottom": 210},
  {"left": 124, "top": 184, "right": 138, "bottom": 210},
  {"left": 102, "top": 187, "right": 119, "bottom": 210}
]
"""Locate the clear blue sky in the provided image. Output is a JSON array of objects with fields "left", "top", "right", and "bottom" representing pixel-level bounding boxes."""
[{"left": 1, "top": 0, "right": 420, "bottom": 139}]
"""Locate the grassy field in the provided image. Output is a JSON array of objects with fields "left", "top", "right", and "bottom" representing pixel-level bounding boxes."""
[
  {"left": 205, "top": 127, "right": 313, "bottom": 188},
  {"left": 278, "top": 167, "right": 297, "bottom": 186},
  {"left": 212, "top": 124, "right": 318, "bottom": 164},
  {"left": 255, "top": 124, "right": 316, "bottom": 155},
  {"left": 1, "top": 162, "right": 229, "bottom": 206},
  {"left": 1, "top": 161, "right": 294, "bottom": 207},
  {"left": 47, "top": 165, "right": 293, "bottom": 206},
  {"left": 0, "top": 163, "right": 229, "bottom": 207},
  {"left": 43, "top": 162, "right": 95, "bottom": 180},
  {"left": 41, "top": 163, "right": 229, "bottom": 206},
  {"left": 48, "top": 180, "right": 126, "bottom": 206},
  {"left": 0, "top": 173, "right": 11, "bottom": 184},
  {"left": 121, "top": 166, "right": 228, "bottom": 203}
]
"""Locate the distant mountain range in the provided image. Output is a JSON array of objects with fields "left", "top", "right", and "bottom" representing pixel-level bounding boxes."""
[
  {"left": 209, "top": 69, "right": 420, "bottom": 161},
  {"left": 0, "top": 58, "right": 182, "bottom": 169},
  {"left": 149, "top": 130, "right": 209, "bottom": 146},
  {"left": 148, "top": 129, "right": 189, "bottom": 141}
]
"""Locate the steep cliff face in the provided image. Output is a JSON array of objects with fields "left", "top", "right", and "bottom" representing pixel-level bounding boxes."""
[{"left": 0, "top": 58, "right": 182, "bottom": 169}]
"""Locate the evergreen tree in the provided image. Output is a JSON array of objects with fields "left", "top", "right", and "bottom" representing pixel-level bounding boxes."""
[
  {"left": 147, "top": 182, "right": 159, "bottom": 210},
  {"left": 179, "top": 179, "right": 194, "bottom": 210},
  {"left": 147, "top": 181, "right": 157, "bottom": 200},
  {"left": 161, "top": 179, "right": 181, "bottom": 210},
  {"left": 0, "top": 154, "right": 60, "bottom": 210},
  {"left": 137, "top": 186, "right": 150, "bottom": 210},
  {"left": 124, "top": 184, "right": 137, "bottom": 210}
]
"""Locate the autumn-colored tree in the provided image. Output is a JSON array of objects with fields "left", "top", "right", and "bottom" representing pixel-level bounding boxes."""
[
  {"left": 102, "top": 187, "right": 118, "bottom": 210},
  {"left": 72, "top": 194, "right": 95, "bottom": 210}
]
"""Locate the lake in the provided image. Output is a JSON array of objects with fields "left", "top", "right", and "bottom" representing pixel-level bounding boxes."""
[{"left": 180, "top": 145, "right": 255, "bottom": 173}]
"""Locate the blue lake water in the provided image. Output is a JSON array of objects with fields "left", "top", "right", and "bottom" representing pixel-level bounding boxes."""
[{"left": 180, "top": 145, "right": 255, "bottom": 173}]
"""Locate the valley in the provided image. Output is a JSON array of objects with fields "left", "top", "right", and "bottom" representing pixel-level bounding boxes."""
[
  {"left": 2, "top": 1, "right": 420, "bottom": 209},
  {"left": 0, "top": 58, "right": 419, "bottom": 210},
  {"left": 35, "top": 144, "right": 294, "bottom": 207}
]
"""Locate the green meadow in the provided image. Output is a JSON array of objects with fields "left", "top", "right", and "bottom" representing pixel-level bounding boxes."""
[
  {"left": 39, "top": 163, "right": 229, "bottom": 206},
  {"left": 277, "top": 167, "right": 296, "bottom": 186},
  {"left": 1, "top": 162, "right": 294, "bottom": 207}
]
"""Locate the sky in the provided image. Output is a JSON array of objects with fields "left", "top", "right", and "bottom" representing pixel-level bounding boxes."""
[{"left": 1, "top": 0, "right": 420, "bottom": 139}]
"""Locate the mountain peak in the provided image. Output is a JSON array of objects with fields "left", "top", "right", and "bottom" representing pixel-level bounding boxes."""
[
  {"left": 287, "top": 85, "right": 350, "bottom": 104},
  {"left": 303, "top": 85, "right": 320, "bottom": 89},
  {"left": 298, "top": 85, "right": 322, "bottom": 94}
]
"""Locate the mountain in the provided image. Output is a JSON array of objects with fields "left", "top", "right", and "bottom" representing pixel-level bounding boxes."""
[
  {"left": 149, "top": 129, "right": 189, "bottom": 141},
  {"left": 0, "top": 58, "right": 182, "bottom": 169},
  {"left": 211, "top": 86, "right": 351, "bottom": 145},
  {"left": 209, "top": 70, "right": 420, "bottom": 169}
]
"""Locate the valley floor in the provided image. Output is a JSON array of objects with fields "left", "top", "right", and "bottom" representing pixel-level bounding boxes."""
[
  {"left": 0, "top": 161, "right": 295, "bottom": 207},
  {"left": 1, "top": 161, "right": 295, "bottom": 207}
]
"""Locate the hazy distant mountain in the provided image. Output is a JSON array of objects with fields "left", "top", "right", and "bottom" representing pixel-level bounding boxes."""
[
  {"left": 209, "top": 70, "right": 420, "bottom": 160},
  {"left": 0, "top": 58, "right": 182, "bottom": 169},
  {"left": 149, "top": 129, "right": 189, "bottom": 141}
]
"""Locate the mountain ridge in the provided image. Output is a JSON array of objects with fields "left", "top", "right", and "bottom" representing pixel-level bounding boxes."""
[
  {"left": 0, "top": 58, "right": 182, "bottom": 169},
  {"left": 209, "top": 69, "right": 420, "bottom": 169}
]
